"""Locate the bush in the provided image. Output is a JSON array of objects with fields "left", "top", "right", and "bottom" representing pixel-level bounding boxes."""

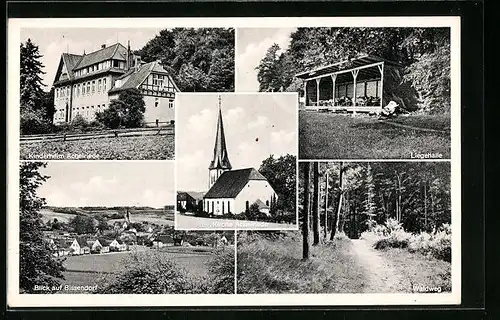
[
  {"left": 205, "top": 247, "right": 235, "bottom": 294},
  {"left": 96, "top": 251, "right": 205, "bottom": 294},
  {"left": 20, "top": 107, "right": 54, "bottom": 135},
  {"left": 195, "top": 211, "right": 211, "bottom": 218}
]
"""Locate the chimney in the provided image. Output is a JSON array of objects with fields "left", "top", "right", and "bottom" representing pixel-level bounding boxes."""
[{"left": 101, "top": 44, "right": 106, "bottom": 49}]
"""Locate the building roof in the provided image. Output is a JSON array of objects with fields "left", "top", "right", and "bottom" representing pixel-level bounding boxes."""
[
  {"left": 62, "top": 53, "right": 83, "bottom": 80},
  {"left": 154, "top": 234, "right": 174, "bottom": 243},
  {"left": 178, "top": 191, "right": 205, "bottom": 201},
  {"left": 108, "top": 61, "right": 175, "bottom": 93},
  {"left": 75, "top": 237, "right": 90, "bottom": 248},
  {"left": 55, "top": 239, "right": 74, "bottom": 249},
  {"left": 209, "top": 104, "right": 232, "bottom": 171},
  {"left": 97, "top": 238, "right": 111, "bottom": 246},
  {"left": 295, "top": 54, "right": 402, "bottom": 80},
  {"left": 204, "top": 168, "right": 268, "bottom": 199},
  {"left": 74, "top": 43, "right": 128, "bottom": 70}
]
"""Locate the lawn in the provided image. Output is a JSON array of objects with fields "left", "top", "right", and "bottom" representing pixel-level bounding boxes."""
[
  {"left": 59, "top": 246, "right": 217, "bottom": 293},
  {"left": 299, "top": 111, "right": 451, "bottom": 159},
  {"left": 237, "top": 231, "right": 368, "bottom": 293},
  {"left": 20, "top": 134, "right": 174, "bottom": 160}
]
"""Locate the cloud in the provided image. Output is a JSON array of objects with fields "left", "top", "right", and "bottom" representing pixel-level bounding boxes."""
[
  {"left": 225, "top": 107, "right": 245, "bottom": 123},
  {"left": 186, "top": 108, "right": 214, "bottom": 134},
  {"left": 247, "top": 115, "right": 270, "bottom": 129},
  {"left": 270, "top": 130, "right": 296, "bottom": 156}
]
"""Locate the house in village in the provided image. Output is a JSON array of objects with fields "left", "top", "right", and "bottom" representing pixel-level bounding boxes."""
[
  {"left": 76, "top": 237, "right": 91, "bottom": 255},
  {"left": 295, "top": 54, "right": 406, "bottom": 113},
  {"left": 52, "top": 42, "right": 179, "bottom": 125},
  {"left": 109, "top": 239, "right": 128, "bottom": 252},
  {"left": 151, "top": 234, "right": 174, "bottom": 249},
  {"left": 200, "top": 98, "right": 277, "bottom": 216},
  {"left": 177, "top": 191, "right": 204, "bottom": 213},
  {"left": 52, "top": 239, "right": 73, "bottom": 257}
]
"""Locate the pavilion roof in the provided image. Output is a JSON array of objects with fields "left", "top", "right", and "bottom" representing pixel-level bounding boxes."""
[{"left": 295, "top": 54, "right": 402, "bottom": 80}]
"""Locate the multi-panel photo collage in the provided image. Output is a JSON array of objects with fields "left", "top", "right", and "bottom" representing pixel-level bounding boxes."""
[{"left": 8, "top": 17, "right": 461, "bottom": 307}]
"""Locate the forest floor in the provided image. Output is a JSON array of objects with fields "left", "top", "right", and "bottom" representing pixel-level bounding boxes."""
[
  {"left": 299, "top": 111, "right": 451, "bottom": 159},
  {"left": 237, "top": 231, "right": 451, "bottom": 293}
]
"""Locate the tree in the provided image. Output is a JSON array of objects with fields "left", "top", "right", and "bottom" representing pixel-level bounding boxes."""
[
  {"left": 323, "top": 170, "right": 329, "bottom": 240},
  {"left": 20, "top": 39, "right": 46, "bottom": 111},
  {"left": 259, "top": 154, "right": 296, "bottom": 214},
  {"left": 330, "top": 162, "right": 344, "bottom": 240},
  {"left": 301, "top": 162, "right": 310, "bottom": 260},
  {"left": 97, "top": 89, "right": 146, "bottom": 129},
  {"left": 69, "top": 215, "right": 95, "bottom": 234},
  {"left": 95, "top": 215, "right": 110, "bottom": 232},
  {"left": 19, "top": 162, "right": 65, "bottom": 293},
  {"left": 312, "top": 162, "right": 320, "bottom": 245},
  {"left": 136, "top": 28, "right": 235, "bottom": 92}
]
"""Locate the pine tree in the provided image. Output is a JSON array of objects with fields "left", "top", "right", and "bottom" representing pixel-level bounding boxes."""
[
  {"left": 20, "top": 39, "right": 46, "bottom": 111},
  {"left": 19, "top": 162, "right": 65, "bottom": 293}
]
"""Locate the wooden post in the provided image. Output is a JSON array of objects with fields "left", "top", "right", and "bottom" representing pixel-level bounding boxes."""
[
  {"left": 378, "top": 63, "right": 384, "bottom": 111},
  {"left": 303, "top": 81, "right": 308, "bottom": 107},
  {"left": 351, "top": 70, "right": 359, "bottom": 115},
  {"left": 331, "top": 74, "right": 337, "bottom": 109},
  {"left": 324, "top": 171, "right": 329, "bottom": 240},
  {"left": 315, "top": 78, "right": 320, "bottom": 106}
]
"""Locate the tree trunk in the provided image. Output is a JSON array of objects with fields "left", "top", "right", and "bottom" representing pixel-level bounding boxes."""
[
  {"left": 330, "top": 162, "right": 343, "bottom": 240},
  {"left": 302, "top": 162, "right": 310, "bottom": 260},
  {"left": 312, "top": 162, "right": 320, "bottom": 245},
  {"left": 324, "top": 171, "right": 329, "bottom": 240},
  {"left": 424, "top": 180, "right": 428, "bottom": 230}
]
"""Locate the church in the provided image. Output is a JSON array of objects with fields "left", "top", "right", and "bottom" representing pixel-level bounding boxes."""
[
  {"left": 202, "top": 97, "right": 278, "bottom": 216},
  {"left": 52, "top": 42, "right": 179, "bottom": 125}
]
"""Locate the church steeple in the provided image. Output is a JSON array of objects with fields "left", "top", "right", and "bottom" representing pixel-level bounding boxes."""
[{"left": 208, "top": 95, "right": 232, "bottom": 189}]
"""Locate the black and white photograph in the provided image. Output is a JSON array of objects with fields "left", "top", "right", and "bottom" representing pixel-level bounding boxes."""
[
  {"left": 175, "top": 93, "right": 298, "bottom": 230},
  {"left": 19, "top": 161, "right": 235, "bottom": 294},
  {"left": 237, "top": 27, "right": 453, "bottom": 160},
  {"left": 19, "top": 27, "right": 235, "bottom": 160},
  {"left": 237, "top": 161, "right": 452, "bottom": 294}
]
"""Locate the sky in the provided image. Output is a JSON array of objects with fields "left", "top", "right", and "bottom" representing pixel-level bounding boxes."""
[
  {"left": 20, "top": 28, "right": 164, "bottom": 90},
  {"left": 37, "top": 162, "right": 175, "bottom": 208},
  {"left": 176, "top": 93, "right": 297, "bottom": 192},
  {"left": 236, "top": 28, "right": 296, "bottom": 91}
]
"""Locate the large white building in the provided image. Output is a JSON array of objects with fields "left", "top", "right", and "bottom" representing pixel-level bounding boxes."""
[
  {"left": 202, "top": 98, "right": 277, "bottom": 216},
  {"left": 52, "top": 42, "right": 179, "bottom": 125}
]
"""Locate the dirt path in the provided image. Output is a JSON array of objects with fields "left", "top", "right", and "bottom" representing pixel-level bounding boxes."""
[{"left": 350, "top": 239, "right": 410, "bottom": 293}]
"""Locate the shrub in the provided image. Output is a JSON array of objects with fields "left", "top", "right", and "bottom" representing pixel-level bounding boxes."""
[
  {"left": 195, "top": 211, "right": 211, "bottom": 218},
  {"left": 205, "top": 247, "right": 235, "bottom": 294},
  {"left": 96, "top": 251, "right": 204, "bottom": 294},
  {"left": 20, "top": 107, "right": 54, "bottom": 135}
]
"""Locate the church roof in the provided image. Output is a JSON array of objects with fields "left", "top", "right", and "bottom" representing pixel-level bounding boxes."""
[
  {"left": 209, "top": 105, "right": 232, "bottom": 171},
  {"left": 204, "top": 168, "right": 267, "bottom": 199}
]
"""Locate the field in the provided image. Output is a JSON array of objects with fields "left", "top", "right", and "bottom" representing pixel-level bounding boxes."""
[
  {"left": 237, "top": 231, "right": 451, "bottom": 294},
  {"left": 39, "top": 208, "right": 78, "bottom": 224},
  {"left": 40, "top": 207, "right": 174, "bottom": 226},
  {"left": 20, "top": 134, "right": 174, "bottom": 160},
  {"left": 59, "top": 245, "right": 216, "bottom": 293},
  {"left": 299, "top": 111, "right": 451, "bottom": 159}
]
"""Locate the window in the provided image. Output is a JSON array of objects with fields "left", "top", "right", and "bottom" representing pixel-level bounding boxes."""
[
  {"left": 222, "top": 202, "right": 225, "bottom": 214},
  {"left": 168, "top": 100, "right": 174, "bottom": 109},
  {"left": 266, "top": 200, "right": 269, "bottom": 206},
  {"left": 113, "top": 60, "right": 120, "bottom": 68},
  {"left": 245, "top": 201, "right": 250, "bottom": 212},
  {"left": 87, "top": 82, "right": 90, "bottom": 94},
  {"left": 103, "top": 78, "right": 107, "bottom": 90},
  {"left": 227, "top": 201, "right": 230, "bottom": 213},
  {"left": 98, "top": 79, "right": 102, "bottom": 92},
  {"left": 92, "top": 81, "right": 95, "bottom": 94},
  {"left": 82, "top": 84, "right": 86, "bottom": 95},
  {"left": 155, "top": 98, "right": 159, "bottom": 108}
]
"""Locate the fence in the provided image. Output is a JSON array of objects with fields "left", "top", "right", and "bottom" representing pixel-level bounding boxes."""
[{"left": 20, "top": 125, "right": 174, "bottom": 144}]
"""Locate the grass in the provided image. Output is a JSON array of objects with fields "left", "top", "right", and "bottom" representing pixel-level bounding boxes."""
[
  {"left": 20, "top": 135, "right": 174, "bottom": 160},
  {"left": 378, "top": 247, "right": 451, "bottom": 292},
  {"left": 59, "top": 245, "right": 225, "bottom": 293},
  {"left": 388, "top": 113, "right": 451, "bottom": 132},
  {"left": 237, "top": 231, "right": 368, "bottom": 293},
  {"left": 299, "top": 111, "right": 451, "bottom": 159},
  {"left": 39, "top": 208, "right": 77, "bottom": 224}
]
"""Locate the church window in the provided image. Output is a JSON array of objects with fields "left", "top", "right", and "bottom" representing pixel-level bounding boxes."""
[
  {"left": 168, "top": 100, "right": 174, "bottom": 109},
  {"left": 222, "top": 202, "right": 225, "bottom": 214},
  {"left": 245, "top": 201, "right": 249, "bottom": 212},
  {"left": 155, "top": 98, "right": 159, "bottom": 108},
  {"left": 211, "top": 201, "right": 214, "bottom": 213},
  {"left": 227, "top": 201, "right": 230, "bottom": 213}
]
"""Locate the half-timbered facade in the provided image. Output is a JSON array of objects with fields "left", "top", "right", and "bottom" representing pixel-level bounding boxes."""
[
  {"left": 52, "top": 42, "right": 179, "bottom": 125},
  {"left": 295, "top": 54, "right": 403, "bottom": 113}
]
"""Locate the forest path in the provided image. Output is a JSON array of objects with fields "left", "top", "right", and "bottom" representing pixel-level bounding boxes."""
[{"left": 350, "top": 239, "right": 410, "bottom": 293}]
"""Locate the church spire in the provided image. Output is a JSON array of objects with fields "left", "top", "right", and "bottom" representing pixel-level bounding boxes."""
[{"left": 209, "top": 95, "right": 232, "bottom": 171}]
